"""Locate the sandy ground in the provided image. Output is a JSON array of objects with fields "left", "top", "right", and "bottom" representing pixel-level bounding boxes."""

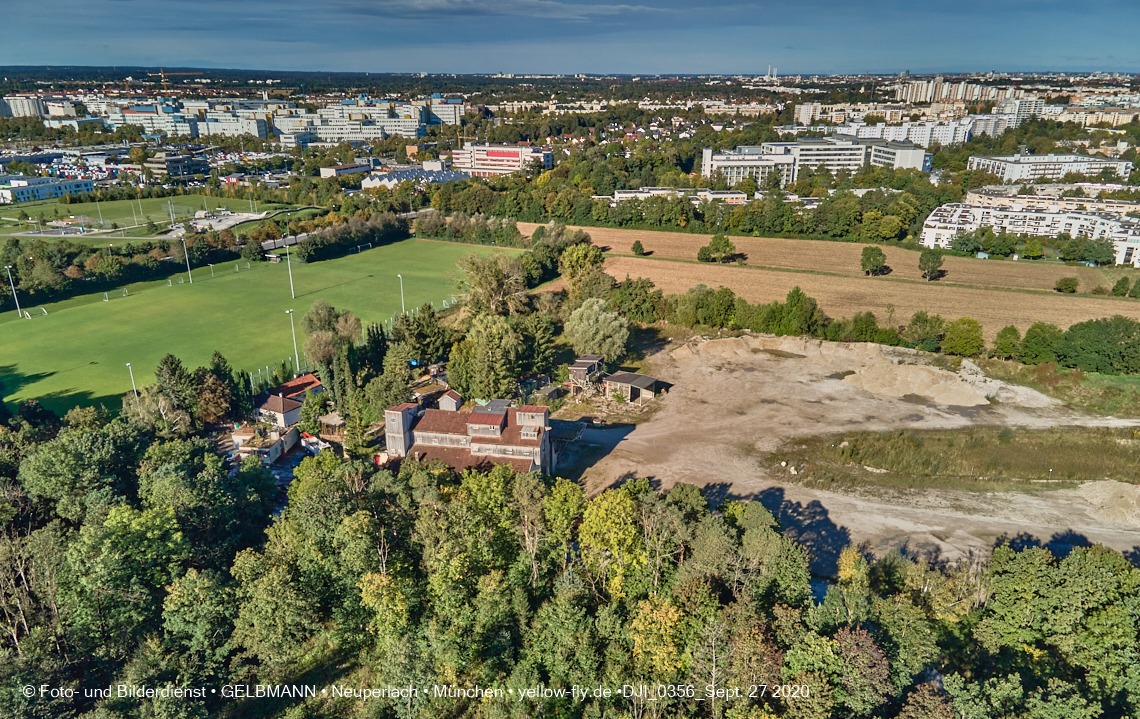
[{"left": 572, "top": 335, "right": 1140, "bottom": 574}]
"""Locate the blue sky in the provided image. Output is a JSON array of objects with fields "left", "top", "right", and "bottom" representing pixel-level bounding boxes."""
[{"left": 8, "top": 0, "right": 1140, "bottom": 75}]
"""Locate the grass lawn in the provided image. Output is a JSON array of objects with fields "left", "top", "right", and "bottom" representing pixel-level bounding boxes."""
[
  {"left": 0, "top": 196, "right": 297, "bottom": 243},
  {"left": 0, "top": 238, "right": 518, "bottom": 415}
]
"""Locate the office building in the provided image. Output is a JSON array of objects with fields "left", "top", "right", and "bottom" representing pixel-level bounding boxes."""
[
  {"left": 921, "top": 203, "right": 1140, "bottom": 266},
  {"left": 142, "top": 152, "right": 210, "bottom": 180},
  {"left": 450, "top": 144, "right": 553, "bottom": 177},
  {"left": 0, "top": 175, "right": 94, "bottom": 203},
  {"left": 967, "top": 153, "right": 1133, "bottom": 182}
]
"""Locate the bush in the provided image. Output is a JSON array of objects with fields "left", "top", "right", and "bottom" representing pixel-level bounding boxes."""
[
  {"left": 992, "top": 325, "right": 1021, "bottom": 360},
  {"left": 1054, "top": 277, "right": 1079, "bottom": 293},
  {"left": 1057, "top": 315, "right": 1140, "bottom": 374},
  {"left": 631, "top": 239, "right": 646, "bottom": 256},
  {"left": 1130, "top": 279, "right": 1140, "bottom": 299},
  {"left": 1018, "top": 322, "right": 1065, "bottom": 365},
  {"left": 941, "top": 317, "right": 984, "bottom": 357},
  {"left": 1112, "top": 277, "right": 1131, "bottom": 296},
  {"left": 1090, "top": 285, "right": 1110, "bottom": 296}
]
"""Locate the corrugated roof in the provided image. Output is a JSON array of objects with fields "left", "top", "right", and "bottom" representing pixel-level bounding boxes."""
[{"left": 604, "top": 372, "right": 658, "bottom": 390}]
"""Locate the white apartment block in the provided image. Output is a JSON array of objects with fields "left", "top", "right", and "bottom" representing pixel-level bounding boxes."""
[
  {"left": 834, "top": 120, "right": 972, "bottom": 148},
  {"left": 964, "top": 186, "right": 1140, "bottom": 216},
  {"left": 921, "top": 203, "right": 1140, "bottom": 266},
  {"left": 106, "top": 110, "right": 198, "bottom": 137},
  {"left": 1, "top": 95, "right": 47, "bottom": 117},
  {"left": 893, "top": 79, "right": 1026, "bottom": 105},
  {"left": 994, "top": 98, "right": 1045, "bottom": 126},
  {"left": 967, "top": 153, "right": 1133, "bottom": 182},
  {"left": 0, "top": 175, "right": 94, "bottom": 204},
  {"left": 450, "top": 144, "right": 553, "bottom": 177},
  {"left": 701, "top": 146, "right": 798, "bottom": 187},
  {"left": 967, "top": 114, "right": 1017, "bottom": 137}
]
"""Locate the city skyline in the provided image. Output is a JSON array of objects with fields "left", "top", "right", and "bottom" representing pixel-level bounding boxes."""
[{"left": 10, "top": 0, "right": 1140, "bottom": 75}]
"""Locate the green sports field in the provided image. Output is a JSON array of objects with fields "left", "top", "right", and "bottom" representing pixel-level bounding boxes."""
[
  {"left": 0, "top": 239, "right": 514, "bottom": 414},
  {"left": 0, "top": 196, "right": 296, "bottom": 243}
]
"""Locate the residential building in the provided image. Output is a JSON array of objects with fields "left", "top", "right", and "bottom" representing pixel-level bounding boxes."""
[
  {"left": 834, "top": 120, "right": 972, "bottom": 148},
  {"left": 2, "top": 95, "right": 47, "bottom": 117},
  {"left": 920, "top": 203, "right": 1140, "bottom": 265},
  {"left": 967, "top": 114, "right": 1017, "bottom": 137},
  {"left": 701, "top": 146, "right": 797, "bottom": 187},
  {"left": 232, "top": 425, "right": 300, "bottom": 465},
  {"left": 384, "top": 399, "right": 554, "bottom": 474},
  {"left": 967, "top": 153, "right": 1133, "bottom": 182},
  {"left": 257, "top": 394, "right": 303, "bottom": 428},
  {"left": 450, "top": 144, "right": 553, "bottom": 177},
  {"left": 994, "top": 98, "right": 1046, "bottom": 126},
  {"left": 0, "top": 175, "right": 94, "bottom": 203},
  {"left": 863, "top": 140, "right": 932, "bottom": 172},
  {"left": 964, "top": 186, "right": 1140, "bottom": 216}
]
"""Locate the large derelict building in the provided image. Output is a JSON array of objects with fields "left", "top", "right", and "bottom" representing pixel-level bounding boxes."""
[
  {"left": 702, "top": 137, "right": 930, "bottom": 187},
  {"left": 967, "top": 153, "right": 1133, "bottom": 182}
]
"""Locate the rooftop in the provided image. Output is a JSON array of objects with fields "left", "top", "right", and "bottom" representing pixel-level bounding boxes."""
[
  {"left": 258, "top": 394, "right": 302, "bottom": 414},
  {"left": 605, "top": 372, "right": 658, "bottom": 390}
]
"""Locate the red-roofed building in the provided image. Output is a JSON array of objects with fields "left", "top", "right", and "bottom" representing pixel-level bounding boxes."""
[
  {"left": 385, "top": 399, "right": 553, "bottom": 474},
  {"left": 265, "top": 373, "right": 324, "bottom": 401}
]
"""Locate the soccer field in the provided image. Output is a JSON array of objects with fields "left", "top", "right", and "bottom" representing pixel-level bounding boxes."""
[
  {"left": 0, "top": 196, "right": 296, "bottom": 243},
  {"left": 0, "top": 239, "right": 513, "bottom": 414}
]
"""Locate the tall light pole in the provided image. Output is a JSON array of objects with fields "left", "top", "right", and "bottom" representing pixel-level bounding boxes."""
[
  {"left": 397, "top": 273, "right": 405, "bottom": 314},
  {"left": 4, "top": 265, "right": 22, "bottom": 318},
  {"left": 180, "top": 236, "right": 193, "bottom": 283},
  {"left": 126, "top": 362, "right": 138, "bottom": 397},
  {"left": 283, "top": 239, "right": 294, "bottom": 300},
  {"left": 286, "top": 309, "right": 300, "bottom": 377}
]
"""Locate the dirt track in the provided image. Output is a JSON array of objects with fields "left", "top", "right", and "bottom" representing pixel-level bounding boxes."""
[{"left": 573, "top": 335, "right": 1140, "bottom": 574}]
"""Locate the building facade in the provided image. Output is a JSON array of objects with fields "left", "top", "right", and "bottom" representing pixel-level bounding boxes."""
[
  {"left": 921, "top": 202, "right": 1140, "bottom": 266},
  {"left": 385, "top": 400, "right": 554, "bottom": 474},
  {"left": 0, "top": 175, "right": 94, "bottom": 203},
  {"left": 967, "top": 153, "right": 1133, "bottom": 182},
  {"left": 450, "top": 144, "right": 553, "bottom": 177}
]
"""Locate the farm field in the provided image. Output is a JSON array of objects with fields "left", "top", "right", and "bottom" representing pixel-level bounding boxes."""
[
  {"left": 563, "top": 255, "right": 1140, "bottom": 341},
  {"left": 0, "top": 196, "right": 296, "bottom": 242},
  {"left": 0, "top": 238, "right": 513, "bottom": 414},
  {"left": 517, "top": 223, "right": 1118, "bottom": 293}
]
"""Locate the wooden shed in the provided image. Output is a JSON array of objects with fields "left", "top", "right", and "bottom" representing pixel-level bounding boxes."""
[{"left": 603, "top": 372, "right": 658, "bottom": 405}]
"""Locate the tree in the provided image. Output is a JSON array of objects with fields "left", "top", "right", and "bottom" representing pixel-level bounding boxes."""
[
  {"left": 455, "top": 252, "right": 529, "bottom": 316},
  {"left": 941, "top": 317, "right": 984, "bottom": 357},
  {"left": 1018, "top": 322, "right": 1065, "bottom": 364},
  {"left": 631, "top": 239, "right": 646, "bottom": 256},
  {"left": 240, "top": 238, "right": 266, "bottom": 262},
  {"left": 1112, "top": 277, "right": 1131, "bottom": 296},
  {"left": 860, "top": 246, "right": 887, "bottom": 276},
  {"left": 446, "top": 314, "right": 521, "bottom": 400},
  {"left": 579, "top": 488, "right": 644, "bottom": 598},
  {"left": 1131, "top": 279, "right": 1140, "bottom": 299},
  {"left": 919, "top": 249, "right": 943, "bottom": 281},
  {"left": 1054, "top": 277, "right": 1079, "bottom": 293},
  {"left": 992, "top": 325, "right": 1021, "bottom": 359},
  {"left": 1083, "top": 237, "right": 1116, "bottom": 265},
  {"left": 155, "top": 354, "right": 194, "bottom": 411},
  {"left": 698, "top": 234, "right": 737, "bottom": 263},
  {"left": 902, "top": 311, "right": 946, "bottom": 352},
  {"left": 564, "top": 298, "right": 629, "bottom": 361},
  {"left": 1022, "top": 237, "right": 1044, "bottom": 259}
]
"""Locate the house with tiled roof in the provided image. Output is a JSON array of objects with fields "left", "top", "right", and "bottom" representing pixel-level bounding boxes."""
[
  {"left": 384, "top": 399, "right": 553, "bottom": 474},
  {"left": 257, "top": 393, "right": 303, "bottom": 428}
]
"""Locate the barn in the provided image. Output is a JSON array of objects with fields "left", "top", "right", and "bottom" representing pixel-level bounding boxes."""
[{"left": 603, "top": 372, "right": 659, "bottom": 404}]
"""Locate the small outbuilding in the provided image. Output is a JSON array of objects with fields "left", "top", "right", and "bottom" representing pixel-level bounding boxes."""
[
  {"left": 603, "top": 372, "right": 659, "bottom": 405},
  {"left": 439, "top": 389, "right": 463, "bottom": 412}
]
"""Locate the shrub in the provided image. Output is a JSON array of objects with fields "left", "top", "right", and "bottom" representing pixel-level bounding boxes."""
[
  {"left": 1090, "top": 285, "right": 1110, "bottom": 296},
  {"left": 941, "top": 317, "right": 984, "bottom": 357},
  {"left": 1112, "top": 277, "right": 1131, "bottom": 296},
  {"left": 1130, "top": 279, "right": 1140, "bottom": 299},
  {"left": 1054, "top": 277, "right": 1079, "bottom": 293},
  {"left": 631, "top": 239, "right": 646, "bottom": 256},
  {"left": 1018, "top": 322, "right": 1064, "bottom": 364},
  {"left": 992, "top": 325, "right": 1021, "bottom": 359}
]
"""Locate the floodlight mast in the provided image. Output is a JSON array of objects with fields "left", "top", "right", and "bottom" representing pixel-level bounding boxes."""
[{"left": 4, "top": 265, "right": 22, "bottom": 318}]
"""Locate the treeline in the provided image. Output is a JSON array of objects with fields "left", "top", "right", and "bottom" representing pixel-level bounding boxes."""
[
  {"left": 4, "top": 409, "right": 1139, "bottom": 719},
  {"left": 413, "top": 210, "right": 526, "bottom": 247},
  {"left": 0, "top": 234, "right": 237, "bottom": 309},
  {"left": 293, "top": 211, "right": 408, "bottom": 263}
]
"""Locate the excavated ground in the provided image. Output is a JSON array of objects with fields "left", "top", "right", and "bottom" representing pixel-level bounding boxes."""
[{"left": 572, "top": 334, "right": 1140, "bottom": 574}]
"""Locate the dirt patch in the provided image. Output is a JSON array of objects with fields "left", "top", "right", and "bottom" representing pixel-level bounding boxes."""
[
  {"left": 573, "top": 334, "right": 1140, "bottom": 573},
  {"left": 1079, "top": 481, "right": 1140, "bottom": 528},
  {"left": 564, "top": 255, "right": 1140, "bottom": 342}
]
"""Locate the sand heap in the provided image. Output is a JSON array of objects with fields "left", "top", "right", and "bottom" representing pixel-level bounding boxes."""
[
  {"left": 675, "top": 335, "right": 1058, "bottom": 409},
  {"left": 1079, "top": 481, "right": 1140, "bottom": 528}
]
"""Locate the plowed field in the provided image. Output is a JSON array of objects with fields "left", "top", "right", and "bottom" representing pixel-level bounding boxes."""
[
  {"left": 545, "top": 255, "right": 1140, "bottom": 341},
  {"left": 518, "top": 223, "right": 1114, "bottom": 293}
]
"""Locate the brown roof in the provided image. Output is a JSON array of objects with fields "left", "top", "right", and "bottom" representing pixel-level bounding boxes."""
[
  {"left": 412, "top": 408, "right": 542, "bottom": 446},
  {"left": 270, "top": 373, "right": 323, "bottom": 399},
  {"left": 388, "top": 402, "right": 418, "bottom": 412},
  {"left": 259, "top": 394, "right": 302, "bottom": 414},
  {"left": 407, "top": 445, "right": 535, "bottom": 473},
  {"left": 516, "top": 405, "right": 548, "bottom": 414},
  {"left": 443, "top": 389, "right": 462, "bottom": 401}
]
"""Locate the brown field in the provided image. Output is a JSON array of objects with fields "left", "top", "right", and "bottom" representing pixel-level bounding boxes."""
[
  {"left": 547, "top": 255, "right": 1140, "bottom": 341},
  {"left": 518, "top": 222, "right": 1118, "bottom": 293}
]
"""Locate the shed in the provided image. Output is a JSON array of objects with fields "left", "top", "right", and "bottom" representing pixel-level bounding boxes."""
[
  {"left": 568, "top": 354, "right": 605, "bottom": 394},
  {"left": 603, "top": 372, "right": 659, "bottom": 405},
  {"left": 439, "top": 389, "right": 463, "bottom": 412}
]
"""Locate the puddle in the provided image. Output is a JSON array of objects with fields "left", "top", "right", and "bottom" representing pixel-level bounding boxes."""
[{"left": 826, "top": 370, "right": 856, "bottom": 380}]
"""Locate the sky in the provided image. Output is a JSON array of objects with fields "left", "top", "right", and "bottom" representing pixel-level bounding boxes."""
[{"left": 8, "top": 0, "right": 1140, "bottom": 75}]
